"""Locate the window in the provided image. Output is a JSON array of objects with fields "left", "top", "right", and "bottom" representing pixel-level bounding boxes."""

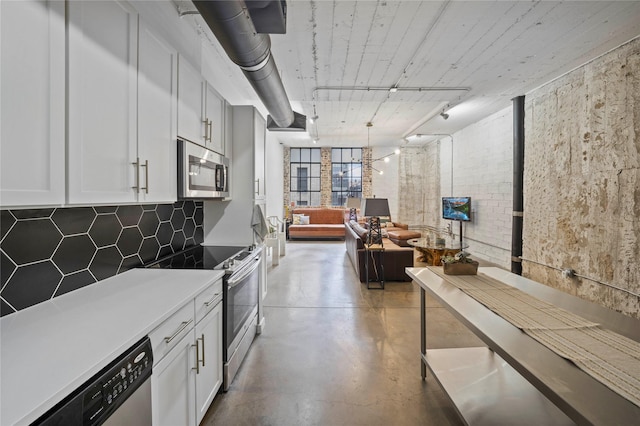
[
  {"left": 331, "top": 148, "right": 362, "bottom": 206},
  {"left": 290, "top": 148, "right": 321, "bottom": 207}
]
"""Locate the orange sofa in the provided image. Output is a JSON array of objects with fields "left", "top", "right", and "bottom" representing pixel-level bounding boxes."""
[{"left": 289, "top": 208, "right": 346, "bottom": 239}]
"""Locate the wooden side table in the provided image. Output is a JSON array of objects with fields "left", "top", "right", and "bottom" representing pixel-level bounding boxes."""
[
  {"left": 364, "top": 243, "right": 385, "bottom": 289},
  {"left": 407, "top": 238, "right": 467, "bottom": 266}
]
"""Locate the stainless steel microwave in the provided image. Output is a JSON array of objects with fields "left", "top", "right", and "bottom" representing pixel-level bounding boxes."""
[{"left": 178, "top": 139, "right": 230, "bottom": 199}]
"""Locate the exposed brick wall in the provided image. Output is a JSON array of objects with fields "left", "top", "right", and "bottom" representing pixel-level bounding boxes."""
[
  {"left": 523, "top": 37, "right": 640, "bottom": 318},
  {"left": 320, "top": 147, "right": 332, "bottom": 207},
  {"left": 283, "top": 146, "right": 291, "bottom": 214},
  {"left": 361, "top": 147, "right": 373, "bottom": 198}
]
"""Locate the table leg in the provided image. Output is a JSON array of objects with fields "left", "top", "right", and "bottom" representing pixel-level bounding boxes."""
[{"left": 420, "top": 286, "right": 426, "bottom": 379}]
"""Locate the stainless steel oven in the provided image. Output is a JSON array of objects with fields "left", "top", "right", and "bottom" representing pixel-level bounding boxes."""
[
  {"left": 178, "top": 138, "right": 230, "bottom": 199},
  {"left": 144, "top": 244, "right": 263, "bottom": 391},
  {"left": 223, "top": 247, "right": 262, "bottom": 391}
]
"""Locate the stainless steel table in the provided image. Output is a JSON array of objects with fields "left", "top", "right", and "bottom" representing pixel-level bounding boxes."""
[{"left": 406, "top": 266, "right": 640, "bottom": 426}]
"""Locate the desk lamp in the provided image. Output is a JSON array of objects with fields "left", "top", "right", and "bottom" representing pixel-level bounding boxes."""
[
  {"left": 361, "top": 198, "right": 390, "bottom": 246},
  {"left": 346, "top": 197, "right": 361, "bottom": 221}
]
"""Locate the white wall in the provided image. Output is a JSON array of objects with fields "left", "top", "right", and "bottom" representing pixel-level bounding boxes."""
[
  {"left": 371, "top": 146, "right": 400, "bottom": 220},
  {"left": 439, "top": 107, "right": 513, "bottom": 267},
  {"left": 265, "top": 133, "right": 284, "bottom": 218}
]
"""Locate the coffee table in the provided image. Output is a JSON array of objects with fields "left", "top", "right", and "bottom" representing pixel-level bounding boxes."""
[{"left": 407, "top": 238, "right": 467, "bottom": 265}]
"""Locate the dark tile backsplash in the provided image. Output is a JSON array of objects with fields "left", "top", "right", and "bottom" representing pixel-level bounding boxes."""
[{"left": 0, "top": 201, "right": 203, "bottom": 317}]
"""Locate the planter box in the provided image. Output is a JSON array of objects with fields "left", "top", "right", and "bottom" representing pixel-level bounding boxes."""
[{"left": 442, "top": 261, "right": 479, "bottom": 275}]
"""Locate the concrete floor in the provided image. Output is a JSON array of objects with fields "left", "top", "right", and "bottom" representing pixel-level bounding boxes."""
[{"left": 202, "top": 241, "right": 485, "bottom": 426}]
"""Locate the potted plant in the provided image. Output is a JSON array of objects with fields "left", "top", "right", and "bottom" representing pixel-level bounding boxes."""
[{"left": 441, "top": 251, "right": 479, "bottom": 275}]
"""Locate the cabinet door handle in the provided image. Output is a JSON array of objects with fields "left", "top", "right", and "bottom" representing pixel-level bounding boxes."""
[
  {"left": 192, "top": 339, "right": 200, "bottom": 374},
  {"left": 207, "top": 120, "right": 213, "bottom": 142},
  {"left": 164, "top": 319, "right": 193, "bottom": 344},
  {"left": 131, "top": 158, "right": 140, "bottom": 193},
  {"left": 204, "top": 293, "right": 220, "bottom": 307},
  {"left": 199, "top": 333, "right": 205, "bottom": 367},
  {"left": 255, "top": 178, "right": 260, "bottom": 195},
  {"left": 191, "top": 334, "right": 205, "bottom": 373},
  {"left": 140, "top": 160, "right": 149, "bottom": 194},
  {"left": 203, "top": 119, "right": 209, "bottom": 142}
]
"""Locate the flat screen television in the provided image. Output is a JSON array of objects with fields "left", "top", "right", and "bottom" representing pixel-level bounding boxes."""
[{"left": 442, "top": 197, "right": 471, "bottom": 221}]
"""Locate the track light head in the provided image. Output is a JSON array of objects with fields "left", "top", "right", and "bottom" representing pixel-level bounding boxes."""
[{"left": 440, "top": 112, "right": 449, "bottom": 120}]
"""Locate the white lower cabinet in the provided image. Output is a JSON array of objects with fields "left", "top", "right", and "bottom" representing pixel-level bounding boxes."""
[
  {"left": 151, "top": 278, "right": 223, "bottom": 426},
  {"left": 195, "top": 302, "right": 223, "bottom": 424},
  {"left": 152, "top": 330, "right": 197, "bottom": 426}
]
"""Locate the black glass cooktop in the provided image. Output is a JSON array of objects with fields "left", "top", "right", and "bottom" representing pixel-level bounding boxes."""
[{"left": 145, "top": 245, "right": 246, "bottom": 270}]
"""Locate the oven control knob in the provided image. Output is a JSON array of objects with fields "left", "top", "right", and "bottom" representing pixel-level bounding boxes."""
[
  {"left": 229, "top": 258, "right": 235, "bottom": 266},
  {"left": 223, "top": 260, "right": 230, "bottom": 269}
]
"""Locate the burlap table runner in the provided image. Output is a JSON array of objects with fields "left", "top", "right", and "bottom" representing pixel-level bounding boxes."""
[{"left": 428, "top": 267, "right": 640, "bottom": 408}]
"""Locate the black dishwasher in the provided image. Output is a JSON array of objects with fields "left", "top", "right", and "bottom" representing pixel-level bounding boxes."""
[{"left": 32, "top": 337, "right": 153, "bottom": 426}]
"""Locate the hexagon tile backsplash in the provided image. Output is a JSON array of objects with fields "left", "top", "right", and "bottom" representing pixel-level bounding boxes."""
[{"left": 0, "top": 201, "right": 203, "bottom": 317}]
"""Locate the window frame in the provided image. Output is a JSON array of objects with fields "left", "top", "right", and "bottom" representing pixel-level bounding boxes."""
[
  {"left": 289, "top": 147, "right": 321, "bottom": 207},
  {"left": 331, "top": 148, "right": 362, "bottom": 207}
]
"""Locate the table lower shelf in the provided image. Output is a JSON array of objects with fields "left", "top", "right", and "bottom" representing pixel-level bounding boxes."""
[{"left": 424, "top": 347, "right": 574, "bottom": 426}]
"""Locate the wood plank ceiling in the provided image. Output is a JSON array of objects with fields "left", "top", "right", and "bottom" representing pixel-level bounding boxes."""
[{"left": 187, "top": 1, "right": 640, "bottom": 147}]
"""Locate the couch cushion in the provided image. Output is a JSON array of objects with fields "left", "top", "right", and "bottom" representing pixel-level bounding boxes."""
[
  {"left": 289, "top": 224, "right": 345, "bottom": 238},
  {"left": 387, "top": 230, "right": 422, "bottom": 247},
  {"left": 349, "top": 220, "right": 368, "bottom": 240},
  {"left": 292, "top": 214, "right": 306, "bottom": 225}
]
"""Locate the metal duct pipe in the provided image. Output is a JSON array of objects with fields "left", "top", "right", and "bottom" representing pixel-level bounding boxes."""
[
  {"left": 511, "top": 96, "right": 525, "bottom": 275},
  {"left": 193, "top": 0, "right": 294, "bottom": 128}
]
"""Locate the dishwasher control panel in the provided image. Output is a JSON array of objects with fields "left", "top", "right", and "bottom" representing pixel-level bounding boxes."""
[
  {"left": 32, "top": 337, "right": 153, "bottom": 426},
  {"left": 83, "top": 338, "right": 153, "bottom": 425}
]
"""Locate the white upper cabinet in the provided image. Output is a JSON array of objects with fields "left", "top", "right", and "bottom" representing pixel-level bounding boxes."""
[
  {"left": 230, "top": 106, "right": 265, "bottom": 201},
  {"left": 0, "top": 0, "right": 65, "bottom": 207},
  {"left": 67, "top": 2, "right": 178, "bottom": 205},
  {"left": 224, "top": 101, "right": 233, "bottom": 159},
  {"left": 204, "top": 83, "right": 225, "bottom": 155},
  {"left": 137, "top": 19, "right": 178, "bottom": 203},
  {"left": 177, "top": 56, "right": 204, "bottom": 146},
  {"left": 67, "top": 0, "right": 139, "bottom": 204},
  {"left": 177, "top": 56, "right": 226, "bottom": 155},
  {"left": 254, "top": 111, "right": 266, "bottom": 200}
]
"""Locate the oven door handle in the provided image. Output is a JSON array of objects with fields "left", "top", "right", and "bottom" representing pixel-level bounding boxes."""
[{"left": 227, "top": 258, "right": 261, "bottom": 288}]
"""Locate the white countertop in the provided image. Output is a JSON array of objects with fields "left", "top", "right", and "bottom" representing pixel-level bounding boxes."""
[{"left": 0, "top": 268, "right": 225, "bottom": 425}]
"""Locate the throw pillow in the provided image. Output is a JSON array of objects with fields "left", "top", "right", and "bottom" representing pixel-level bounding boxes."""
[
  {"left": 292, "top": 214, "right": 304, "bottom": 225},
  {"left": 300, "top": 215, "right": 310, "bottom": 225}
]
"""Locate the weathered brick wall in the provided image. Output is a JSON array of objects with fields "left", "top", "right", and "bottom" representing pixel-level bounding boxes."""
[
  {"left": 523, "top": 38, "right": 640, "bottom": 318},
  {"left": 398, "top": 145, "right": 440, "bottom": 227}
]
